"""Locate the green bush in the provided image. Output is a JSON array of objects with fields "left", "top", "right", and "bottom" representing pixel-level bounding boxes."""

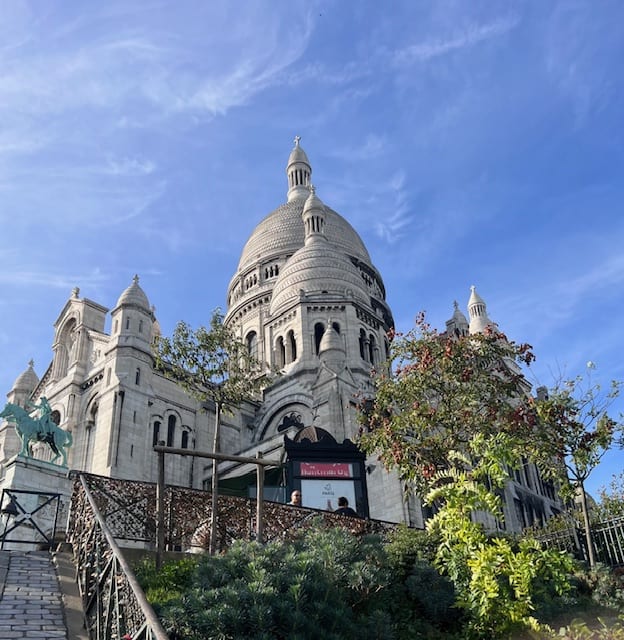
[
  {"left": 134, "top": 555, "right": 199, "bottom": 605},
  {"left": 139, "top": 526, "right": 399, "bottom": 640},
  {"left": 574, "top": 564, "right": 624, "bottom": 612}
]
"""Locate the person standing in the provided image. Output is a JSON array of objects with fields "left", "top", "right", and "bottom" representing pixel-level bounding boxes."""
[
  {"left": 334, "top": 496, "right": 358, "bottom": 517},
  {"left": 288, "top": 490, "right": 302, "bottom": 506}
]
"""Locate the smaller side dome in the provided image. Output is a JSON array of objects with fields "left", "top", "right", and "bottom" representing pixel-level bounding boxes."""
[
  {"left": 269, "top": 189, "right": 370, "bottom": 317},
  {"left": 116, "top": 275, "right": 150, "bottom": 310},
  {"left": 319, "top": 322, "right": 346, "bottom": 369},
  {"left": 446, "top": 301, "right": 469, "bottom": 338},
  {"left": 468, "top": 285, "right": 496, "bottom": 334},
  {"left": 11, "top": 359, "right": 39, "bottom": 394},
  {"left": 319, "top": 322, "right": 344, "bottom": 354}
]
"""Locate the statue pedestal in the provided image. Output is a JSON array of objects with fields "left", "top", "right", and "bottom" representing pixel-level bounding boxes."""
[{"left": 0, "top": 455, "right": 72, "bottom": 550}]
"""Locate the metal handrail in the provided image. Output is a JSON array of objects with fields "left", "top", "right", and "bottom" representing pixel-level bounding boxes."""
[{"left": 71, "top": 474, "right": 169, "bottom": 640}]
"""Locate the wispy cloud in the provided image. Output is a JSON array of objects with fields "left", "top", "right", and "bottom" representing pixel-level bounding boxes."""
[
  {"left": 543, "top": 3, "right": 621, "bottom": 127},
  {"left": 374, "top": 173, "right": 413, "bottom": 243},
  {"left": 105, "top": 157, "right": 156, "bottom": 177},
  {"left": 394, "top": 16, "right": 520, "bottom": 65},
  {"left": 0, "top": 268, "right": 109, "bottom": 290}
]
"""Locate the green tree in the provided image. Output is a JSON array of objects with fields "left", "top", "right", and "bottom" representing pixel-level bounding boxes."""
[
  {"left": 596, "top": 472, "right": 624, "bottom": 520},
  {"left": 358, "top": 314, "right": 537, "bottom": 496},
  {"left": 357, "top": 315, "right": 576, "bottom": 637},
  {"left": 154, "top": 309, "right": 268, "bottom": 555},
  {"left": 424, "top": 437, "right": 574, "bottom": 637},
  {"left": 532, "top": 369, "right": 623, "bottom": 567}
]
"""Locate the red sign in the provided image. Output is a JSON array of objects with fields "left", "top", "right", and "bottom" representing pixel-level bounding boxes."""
[{"left": 300, "top": 462, "right": 352, "bottom": 478}]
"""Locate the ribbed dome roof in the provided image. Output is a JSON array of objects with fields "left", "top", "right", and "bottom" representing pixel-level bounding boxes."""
[
  {"left": 269, "top": 238, "right": 369, "bottom": 317},
  {"left": 237, "top": 199, "right": 371, "bottom": 274},
  {"left": 12, "top": 360, "right": 39, "bottom": 393},
  {"left": 116, "top": 275, "right": 150, "bottom": 310}
]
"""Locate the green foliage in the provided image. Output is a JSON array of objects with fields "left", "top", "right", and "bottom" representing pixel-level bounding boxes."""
[
  {"left": 140, "top": 526, "right": 397, "bottom": 640},
  {"left": 385, "top": 522, "right": 439, "bottom": 568},
  {"left": 358, "top": 314, "right": 537, "bottom": 496},
  {"left": 595, "top": 472, "right": 624, "bottom": 520},
  {"left": 384, "top": 524, "right": 462, "bottom": 635},
  {"left": 574, "top": 564, "right": 624, "bottom": 612},
  {"left": 552, "top": 617, "right": 624, "bottom": 640},
  {"left": 134, "top": 556, "right": 199, "bottom": 605},
  {"left": 356, "top": 314, "right": 584, "bottom": 637},
  {"left": 532, "top": 370, "right": 623, "bottom": 568},
  {"left": 424, "top": 435, "right": 576, "bottom": 639},
  {"left": 153, "top": 309, "right": 269, "bottom": 412},
  {"left": 532, "top": 373, "right": 623, "bottom": 501}
]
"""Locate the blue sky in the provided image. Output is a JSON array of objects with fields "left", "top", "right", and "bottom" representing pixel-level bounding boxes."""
[{"left": 1, "top": 1, "right": 622, "bottom": 497}]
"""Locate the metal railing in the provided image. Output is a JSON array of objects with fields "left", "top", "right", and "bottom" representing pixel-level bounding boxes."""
[
  {"left": 68, "top": 474, "right": 168, "bottom": 640},
  {"left": 535, "top": 515, "right": 624, "bottom": 568},
  {"left": 67, "top": 472, "right": 397, "bottom": 639},
  {"left": 0, "top": 488, "right": 61, "bottom": 550}
]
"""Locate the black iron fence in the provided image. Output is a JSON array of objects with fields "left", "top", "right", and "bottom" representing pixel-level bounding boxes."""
[
  {"left": 0, "top": 488, "right": 61, "bottom": 550},
  {"left": 535, "top": 515, "right": 624, "bottom": 568},
  {"left": 68, "top": 474, "right": 169, "bottom": 640},
  {"left": 67, "top": 472, "right": 396, "bottom": 639}
]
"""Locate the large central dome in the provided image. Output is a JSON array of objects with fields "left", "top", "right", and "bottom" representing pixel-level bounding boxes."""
[
  {"left": 237, "top": 199, "right": 371, "bottom": 274},
  {"left": 226, "top": 139, "right": 390, "bottom": 329}
]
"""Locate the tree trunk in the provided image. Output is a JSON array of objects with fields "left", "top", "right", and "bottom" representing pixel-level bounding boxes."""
[
  {"left": 209, "top": 402, "right": 221, "bottom": 556},
  {"left": 579, "top": 480, "right": 596, "bottom": 568}
]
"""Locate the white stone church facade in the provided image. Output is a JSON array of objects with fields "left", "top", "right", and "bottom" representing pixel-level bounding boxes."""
[{"left": 0, "top": 140, "right": 562, "bottom": 533}]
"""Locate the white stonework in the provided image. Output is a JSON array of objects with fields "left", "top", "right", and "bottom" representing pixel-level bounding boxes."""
[{"left": 0, "top": 140, "right": 562, "bottom": 531}]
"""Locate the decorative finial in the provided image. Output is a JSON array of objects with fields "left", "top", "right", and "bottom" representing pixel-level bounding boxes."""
[
  {"left": 133, "top": 274, "right": 140, "bottom": 285},
  {"left": 28, "top": 359, "right": 35, "bottom": 368},
  {"left": 294, "top": 135, "right": 301, "bottom": 146},
  {"left": 470, "top": 284, "right": 476, "bottom": 293},
  {"left": 309, "top": 184, "right": 316, "bottom": 195},
  {"left": 72, "top": 287, "right": 80, "bottom": 298},
  {"left": 453, "top": 300, "right": 459, "bottom": 311}
]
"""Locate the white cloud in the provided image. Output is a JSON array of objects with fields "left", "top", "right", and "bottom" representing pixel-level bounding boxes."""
[
  {"left": 394, "top": 16, "right": 520, "bottom": 65},
  {"left": 105, "top": 157, "right": 156, "bottom": 177}
]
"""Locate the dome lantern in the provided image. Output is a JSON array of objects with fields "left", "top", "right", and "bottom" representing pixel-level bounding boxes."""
[{"left": 286, "top": 136, "right": 312, "bottom": 202}]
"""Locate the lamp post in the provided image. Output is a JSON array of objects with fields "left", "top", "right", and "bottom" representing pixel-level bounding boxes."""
[{"left": 1, "top": 494, "right": 19, "bottom": 550}]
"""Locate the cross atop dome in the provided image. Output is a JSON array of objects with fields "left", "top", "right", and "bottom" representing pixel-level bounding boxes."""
[{"left": 294, "top": 135, "right": 301, "bottom": 146}]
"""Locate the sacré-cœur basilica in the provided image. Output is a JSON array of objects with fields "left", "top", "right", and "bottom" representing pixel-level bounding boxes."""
[{"left": 0, "top": 139, "right": 562, "bottom": 535}]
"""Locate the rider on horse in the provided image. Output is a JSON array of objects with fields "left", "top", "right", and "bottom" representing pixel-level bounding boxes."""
[{"left": 27, "top": 396, "right": 55, "bottom": 442}]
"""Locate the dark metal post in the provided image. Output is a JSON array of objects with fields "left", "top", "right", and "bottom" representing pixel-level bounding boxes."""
[
  {"left": 156, "top": 444, "right": 165, "bottom": 569},
  {"left": 256, "top": 451, "right": 264, "bottom": 543}
]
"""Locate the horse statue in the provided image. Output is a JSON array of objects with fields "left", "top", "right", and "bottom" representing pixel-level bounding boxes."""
[{"left": 0, "top": 402, "right": 73, "bottom": 467}]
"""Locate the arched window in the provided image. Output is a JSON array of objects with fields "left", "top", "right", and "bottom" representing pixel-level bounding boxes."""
[
  {"left": 167, "top": 415, "right": 176, "bottom": 447},
  {"left": 287, "top": 330, "right": 297, "bottom": 363},
  {"left": 246, "top": 331, "right": 258, "bottom": 359},
  {"left": 152, "top": 421, "right": 161, "bottom": 447},
  {"left": 276, "top": 337, "right": 286, "bottom": 368},
  {"left": 181, "top": 430, "right": 189, "bottom": 449},
  {"left": 314, "top": 323, "right": 325, "bottom": 355},
  {"left": 359, "top": 329, "right": 368, "bottom": 360},
  {"left": 135, "top": 367, "right": 141, "bottom": 385},
  {"left": 369, "top": 334, "right": 377, "bottom": 365},
  {"left": 332, "top": 322, "right": 341, "bottom": 334}
]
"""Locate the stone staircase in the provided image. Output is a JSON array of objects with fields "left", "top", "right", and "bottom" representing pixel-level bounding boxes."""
[{"left": 0, "top": 549, "right": 87, "bottom": 639}]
